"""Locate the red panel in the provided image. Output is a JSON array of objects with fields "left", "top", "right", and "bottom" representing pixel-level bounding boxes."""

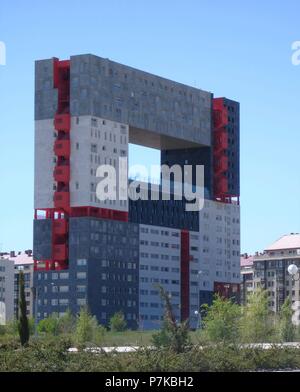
[
  {"left": 214, "top": 282, "right": 240, "bottom": 302},
  {"left": 54, "top": 139, "right": 70, "bottom": 157},
  {"left": 214, "top": 128, "right": 228, "bottom": 152},
  {"left": 54, "top": 114, "right": 71, "bottom": 132},
  {"left": 213, "top": 98, "right": 229, "bottom": 201},
  {"left": 214, "top": 155, "right": 228, "bottom": 174},
  {"left": 53, "top": 165, "right": 70, "bottom": 182},
  {"left": 214, "top": 176, "right": 228, "bottom": 195},
  {"left": 53, "top": 191, "right": 70, "bottom": 210},
  {"left": 52, "top": 244, "right": 68, "bottom": 261},
  {"left": 53, "top": 219, "right": 68, "bottom": 235},
  {"left": 180, "top": 230, "right": 190, "bottom": 322},
  {"left": 69, "top": 206, "right": 129, "bottom": 222}
]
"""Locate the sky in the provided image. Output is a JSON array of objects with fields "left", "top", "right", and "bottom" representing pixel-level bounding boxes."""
[{"left": 0, "top": 0, "right": 299, "bottom": 254}]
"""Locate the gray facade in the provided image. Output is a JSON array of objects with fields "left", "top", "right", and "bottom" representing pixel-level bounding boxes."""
[
  {"left": 35, "top": 55, "right": 212, "bottom": 147},
  {"left": 34, "top": 217, "right": 139, "bottom": 329}
]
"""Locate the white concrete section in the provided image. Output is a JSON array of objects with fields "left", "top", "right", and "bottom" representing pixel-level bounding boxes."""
[
  {"left": 34, "top": 119, "right": 55, "bottom": 209},
  {"left": 138, "top": 224, "right": 181, "bottom": 330},
  {"left": 70, "top": 115, "right": 128, "bottom": 211},
  {"left": 189, "top": 231, "right": 202, "bottom": 328},
  {"left": 198, "top": 200, "right": 241, "bottom": 290}
]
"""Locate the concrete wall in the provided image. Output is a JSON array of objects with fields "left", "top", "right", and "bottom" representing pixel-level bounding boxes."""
[
  {"left": 34, "top": 119, "right": 55, "bottom": 209},
  {"left": 70, "top": 115, "right": 128, "bottom": 211},
  {"left": 198, "top": 199, "right": 241, "bottom": 291},
  {"left": 35, "top": 55, "right": 212, "bottom": 147}
]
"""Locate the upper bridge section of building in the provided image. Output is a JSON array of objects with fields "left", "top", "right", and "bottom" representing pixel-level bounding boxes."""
[{"left": 35, "top": 54, "right": 212, "bottom": 148}]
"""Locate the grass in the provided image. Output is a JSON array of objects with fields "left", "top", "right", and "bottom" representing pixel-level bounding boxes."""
[{"left": 100, "top": 330, "right": 201, "bottom": 346}]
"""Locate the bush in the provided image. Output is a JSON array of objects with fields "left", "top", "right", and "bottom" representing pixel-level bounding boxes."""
[
  {"left": 109, "top": 311, "right": 127, "bottom": 332},
  {"left": 37, "top": 313, "right": 60, "bottom": 336},
  {"left": 152, "top": 286, "right": 190, "bottom": 353},
  {"left": 75, "top": 307, "right": 106, "bottom": 347},
  {"left": 201, "top": 295, "right": 241, "bottom": 344},
  {"left": 240, "top": 289, "right": 276, "bottom": 343}
]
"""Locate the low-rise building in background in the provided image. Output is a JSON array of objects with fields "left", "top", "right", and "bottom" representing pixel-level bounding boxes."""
[
  {"left": 0, "top": 250, "right": 34, "bottom": 324},
  {"left": 240, "top": 234, "right": 300, "bottom": 324}
]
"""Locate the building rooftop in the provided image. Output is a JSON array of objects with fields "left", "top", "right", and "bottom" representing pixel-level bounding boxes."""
[
  {"left": 0, "top": 251, "right": 33, "bottom": 265},
  {"left": 265, "top": 233, "right": 300, "bottom": 251},
  {"left": 240, "top": 254, "right": 254, "bottom": 267}
]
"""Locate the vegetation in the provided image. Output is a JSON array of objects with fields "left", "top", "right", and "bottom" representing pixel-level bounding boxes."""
[
  {"left": 279, "top": 297, "right": 296, "bottom": 342},
  {"left": 201, "top": 295, "right": 241, "bottom": 344},
  {"left": 152, "top": 286, "right": 190, "bottom": 353},
  {"left": 17, "top": 271, "right": 30, "bottom": 346},
  {"left": 75, "top": 307, "right": 106, "bottom": 347},
  {"left": 109, "top": 311, "right": 127, "bottom": 332},
  {"left": 1, "top": 288, "right": 300, "bottom": 371}
]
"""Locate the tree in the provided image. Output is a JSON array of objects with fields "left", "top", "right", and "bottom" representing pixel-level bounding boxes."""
[
  {"left": 240, "top": 289, "right": 275, "bottom": 343},
  {"left": 58, "top": 308, "right": 76, "bottom": 335},
  {"left": 109, "top": 311, "right": 127, "bottom": 332},
  {"left": 75, "top": 307, "right": 105, "bottom": 346},
  {"left": 37, "top": 313, "right": 60, "bottom": 335},
  {"left": 18, "top": 271, "right": 29, "bottom": 346},
  {"left": 279, "top": 297, "right": 296, "bottom": 342},
  {"left": 152, "top": 285, "right": 190, "bottom": 353},
  {"left": 201, "top": 294, "right": 241, "bottom": 344}
]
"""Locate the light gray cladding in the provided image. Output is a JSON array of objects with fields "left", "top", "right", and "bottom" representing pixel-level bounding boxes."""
[{"left": 69, "top": 54, "right": 212, "bottom": 146}]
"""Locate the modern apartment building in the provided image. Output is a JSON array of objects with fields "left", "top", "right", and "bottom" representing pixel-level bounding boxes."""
[
  {"left": 0, "top": 251, "right": 34, "bottom": 324},
  {"left": 252, "top": 234, "right": 300, "bottom": 318},
  {"left": 33, "top": 54, "right": 240, "bottom": 329}
]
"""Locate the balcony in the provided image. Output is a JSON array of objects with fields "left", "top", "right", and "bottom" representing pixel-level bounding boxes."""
[
  {"left": 214, "top": 129, "right": 228, "bottom": 152},
  {"left": 213, "top": 109, "right": 228, "bottom": 129},
  {"left": 214, "top": 155, "right": 228, "bottom": 174},
  {"left": 54, "top": 139, "right": 70, "bottom": 157},
  {"left": 54, "top": 114, "right": 70, "bottom": 132},
  {"left": 53, "top": 165, "right": 70, "bottom": 182},
  {"left": 53, "top": 191, "right": 70, "bottom": 209},
  {"left": 52, "top": 244, "right": 68, "bottom": 261},
  {"left": 214, "top": 176, "right": 228, "bottom": 195},
  {"left": 53, "top": 219, "right": 68, "bottom": 235}
]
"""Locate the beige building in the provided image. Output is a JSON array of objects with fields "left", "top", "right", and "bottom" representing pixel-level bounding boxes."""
[
  {"left": 0, "top": 251, "right": 34, "bottom": 324},
  {"left": 241, "top": 234, "right": 300, "bottom": 324}
]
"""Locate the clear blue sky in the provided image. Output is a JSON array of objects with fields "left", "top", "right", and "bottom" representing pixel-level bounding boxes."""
[{"left": 0, "top": 0, "right": 299, "bottom": 254}]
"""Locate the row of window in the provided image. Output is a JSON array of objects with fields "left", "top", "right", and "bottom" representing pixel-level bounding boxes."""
[
  {"left": 37, "top": 272, "right": 86, "bottom": 280},
  {"left": 140, "top": 277, "right": 179, "bottom": 285},
  {"left": 140, "top": 265, "right": 179, "bottom": 273},
  {"left": 140, "top": 227, "right": 179, "bottom": 236}
]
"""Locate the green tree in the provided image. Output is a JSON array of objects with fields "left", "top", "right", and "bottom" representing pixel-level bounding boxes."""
[
  {"left": 75, "top": 307, "right": 105, "bottom": 346},
  {"left": 240, "top": 289, "right": 275, "bottom": 343},
  {"left": 152, "top": 286, "right": 190, "bottom": 353},
  {"left": 201, "top": 294, "right": 241, "bottom": 344},
  {"left": 279, "top": 297, "right": 296, "bottom": 342},
  {"left": 109, "top": 311, "right": 127, "bottom": 332},
  {"left": 17, "top": 271, "right": 29, "bottom": 346},
  {"left": 58, "top": 309, "right": 76, "bottom": 335},
  {"left": 37, "top": 313, "right": 60, "bottom": 335}
]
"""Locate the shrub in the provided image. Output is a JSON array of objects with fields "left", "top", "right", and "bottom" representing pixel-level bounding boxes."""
[
  {"left": 152, "top": 286, "right": 190, "bottom": 353},
  {"left": 109, "top": 311, "right": 127, "bottom": 332},
  {"left": 201, "top": 295, "right": 241, "bottom": 344}
]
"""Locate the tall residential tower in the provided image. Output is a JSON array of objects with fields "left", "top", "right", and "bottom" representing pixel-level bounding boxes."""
[{"left": 34, "top": 55, "right": 240, "bottom": 329}]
